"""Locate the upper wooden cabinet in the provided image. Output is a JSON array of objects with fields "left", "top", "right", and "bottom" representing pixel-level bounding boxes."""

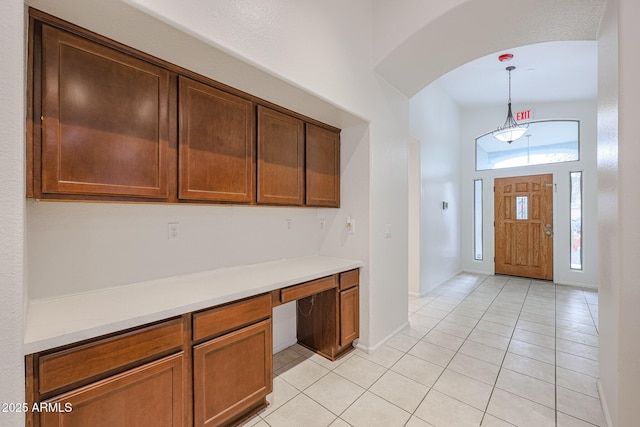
[
  {"left": 178, "top": 77, "right": 255, "bottom": 203},
  {"left": 37, "top": 24, "right": 174, "bottom": 199},
  {"left": 28, "top": 11, "right": 340, "bottom": 207},
  {"left": 257, "top": 106, "right": 305, "bottom": 205},
  {"left": 306, "top": 124, "right": 340, "bottom": 207}
]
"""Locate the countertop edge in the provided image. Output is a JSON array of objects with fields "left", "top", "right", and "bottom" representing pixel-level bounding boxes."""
[{"left": 24, "top": 256, "right": 363, "bottom": 355}]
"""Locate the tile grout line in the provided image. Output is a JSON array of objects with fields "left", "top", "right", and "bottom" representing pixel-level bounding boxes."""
[
  {"left": 259, "top": 276, "right": 600, "bottom": 427},
  {"left": 406, "top": 274, "right": 512, "bottom": 425},
  {"left": 479, "top": 276, "right": 536, "bottom": 426}
]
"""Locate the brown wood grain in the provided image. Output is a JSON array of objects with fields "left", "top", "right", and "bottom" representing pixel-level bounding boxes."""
[
  {"left": 193, "top": 319, "right": 272, "bottom": 426},
  {"left": 494, "top": 174, "right": 553, "bottom": 280},
  {"left": 305, "top": 124, "right": 340, "bottom": 207},
  {"left": 38, "top": 319, "right": 183, "bottom": 396},
  {"left": 39, "top": 353, "right": 184, "bottom": 427},
  {"left": 280, "top": 275, "right": 337, "bottom": 303},
  {"left": 40, "top": 24, "right": 173, "bottom": 199},
  {"left": 257, "top": 106, "right": 305, "bottom": 205},
  {"left": 192, "top": 294, "right": 271, "bottom": 342},
  {"left": 339, "top": 269, "right": 359, "bottom": 291},
  {"left": 339, "top": 286, "right": 360, "bottom": 346},
  {"left": 296, "top": 289, "right": 339, "bottom": 360},
  {"left": 178, "top": 76, "right": 255, "bottom": 203}
]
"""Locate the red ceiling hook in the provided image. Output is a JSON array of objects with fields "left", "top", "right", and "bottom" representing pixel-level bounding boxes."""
[{"left": 498, "top": 53, "right": 514, "bottom": 62}]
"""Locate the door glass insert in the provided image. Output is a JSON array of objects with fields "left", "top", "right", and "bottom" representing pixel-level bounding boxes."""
[{"left": 516, "top": 196, "right": 528, "bottom": 220}]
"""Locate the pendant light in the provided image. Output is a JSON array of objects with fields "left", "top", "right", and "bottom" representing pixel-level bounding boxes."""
[{"left": 493, "top": 65, "right": 528, "bottom": 143}]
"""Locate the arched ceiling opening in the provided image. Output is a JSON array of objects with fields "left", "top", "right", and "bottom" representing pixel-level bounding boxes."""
[{"left": 374, "top": 0, "right": 606, "bottom": 98}]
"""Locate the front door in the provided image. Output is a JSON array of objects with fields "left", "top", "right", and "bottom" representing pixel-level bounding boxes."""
[{"left": 494, "top": 174, "right": 553, "bottom": 280}]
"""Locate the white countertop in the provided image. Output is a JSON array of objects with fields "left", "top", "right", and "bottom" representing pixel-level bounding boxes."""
[{"left": 24, "top": 255, "right": 362, "bottom": 354}]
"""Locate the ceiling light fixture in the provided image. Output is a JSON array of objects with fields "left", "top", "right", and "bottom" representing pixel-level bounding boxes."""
[{"left": 493, "top": 65, "right": 528, "bottom": 143}]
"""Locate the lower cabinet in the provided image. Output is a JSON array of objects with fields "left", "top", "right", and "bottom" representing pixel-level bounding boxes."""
[
  {"left": 339, "top": 285, "right": 359, "bottom": 347},
  {"left": 296, "top": 269, "right": 360, "bottom": 360},
  {"left": 193, "top": 319, "right": 272, "bottom": 426},
  {"left": 26, "top": 270, "right": 359, "bottom": 426},
  {"left": 39, "top": 353, "right": 184, "bottom": 427}
]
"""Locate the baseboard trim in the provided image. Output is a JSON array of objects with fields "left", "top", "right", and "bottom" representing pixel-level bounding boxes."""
[
  {"left": 273, "top": 336, "right": 298, "bottom": 354},
  {"left": 355, "top": 321, "right": 409, "bottom": 354},
  {"left": 597, "top": 378, "right": 613, "bottom": 427},
  {"left": 554, "top": 280, "right": 598, "bottom": 290},
  {"left": 411, "top": 270, "right": 465, "bottom": 297}
]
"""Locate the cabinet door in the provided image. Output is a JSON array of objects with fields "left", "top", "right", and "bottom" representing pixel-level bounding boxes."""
[
  {"left": 40, "top": 25, "right": 173, "bottom": 198},
  {"left": 178, "top": 77, "right": 255, "bottom": 202},
  {"left": 257, "top": 106, "right": 304, "bottom": 205},
  {"left": 193, "top": 319, "right": 272, "bottom": 427},
  {"left": 339, "top": 286, "right": 359, "bottom": 346},
  {"left": 40, "top": 353, "right": 184, "bottom": 427},
  {"left": 306, "top": 124, "right": 340, "bottom": 207}
]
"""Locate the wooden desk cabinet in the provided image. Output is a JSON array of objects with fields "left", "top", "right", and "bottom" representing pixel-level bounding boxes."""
[
  {"left": 25, "top": 269, "right": 359, "bottom": 426},
  {"left": 192, "top": 295, "right": 272, "bottom": 426},
  {"left": 39, "top": 353, "right": 184, "bottom": 427},
  {"left": 295, "top": 269, "right": 360, "bottom": 360},
  {"left": 26, "top": 319, "right": 186, "bottom": 427}
]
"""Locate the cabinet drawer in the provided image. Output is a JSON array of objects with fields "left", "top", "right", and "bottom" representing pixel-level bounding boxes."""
[
  {"left": 339, "top": 269, "right": 359, "bottom": 291},
  {"left": 280, "top": 275, "right": 337, "bottom": 303},
  {"left": 39, "top": 318, "right": 184, "bottom": 396},
  {"left": 40, "top": 353, "right": 184, "bottom": 427},
  {"left": 193, "top": 294, "right": 271, "bottom": 342}
]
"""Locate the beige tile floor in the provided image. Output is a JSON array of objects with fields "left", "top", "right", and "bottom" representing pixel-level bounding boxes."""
[{"left": 242, "top": 273, "right": 602, "bottom": 427}]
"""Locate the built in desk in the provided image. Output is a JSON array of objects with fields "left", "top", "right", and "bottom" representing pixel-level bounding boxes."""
[{"left": 24, "top": 256, "right": 362, "bottom": 427}]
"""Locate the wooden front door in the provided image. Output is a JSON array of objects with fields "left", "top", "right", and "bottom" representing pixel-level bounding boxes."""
[{"left": 495, "top": 174, "right": 553, "bottom": 280}]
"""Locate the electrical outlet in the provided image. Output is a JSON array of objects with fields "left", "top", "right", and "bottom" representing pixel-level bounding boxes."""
[
  {"left": 319, "top": 219, "right": 326, "bottom": 230},
  {"left": 346, "top": 216, "right": 356, "bottom": 234},
  {"left": 168, "top": 222, "right": 179, "bottom": 240}
]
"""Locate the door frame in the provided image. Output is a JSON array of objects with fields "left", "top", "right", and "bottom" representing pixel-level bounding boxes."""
[{"left": 490, "top": 171, "right": 558, "bottom": 281}]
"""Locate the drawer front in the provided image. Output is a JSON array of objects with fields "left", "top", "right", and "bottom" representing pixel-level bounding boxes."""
[
  {"left": 193, "top": 319, "right": 272, "bottom": 426},
  {"left": 280, "top": 275, "right": 337, "bottom": 303},
  {"left": 40, "top": 353, "right": 184, "bottom": 427},
  {"left": 339, "top": 269, "right": 359, "bottom": 291},
  {"left": 39, "top": 318, "right": 184, "bottom": 396},
  {"left": 193, "top": 294, "right": 271, "bottom": 342}
]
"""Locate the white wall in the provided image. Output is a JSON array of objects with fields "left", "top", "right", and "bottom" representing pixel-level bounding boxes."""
[
  {"left": 461, "top": 100, "right": 599, "bottom": 288},
  {"left": 596, "top": 1, "right": 619, "bottom": 424},
  {"left": 598, "top": 0, "right": 640, "bottom": 425},
  {"left": 23, "top": 0, "right": 409, "bottom": 360},
  {"left": 410, "top": 82, "right": 462, "bottom": 294},
  {"left": 27, "top": 203, "right": 323, "bottom": 299},
  {"left": 408, "top": 138, "right": 421, "bottom": 295},
  {"left": 0, "top": 0, "right": 25, "bottom": 423}
]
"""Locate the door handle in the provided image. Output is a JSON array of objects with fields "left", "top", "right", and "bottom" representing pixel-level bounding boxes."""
[{"left": 545, "top": 230, "right": 553, "bottom": 236}]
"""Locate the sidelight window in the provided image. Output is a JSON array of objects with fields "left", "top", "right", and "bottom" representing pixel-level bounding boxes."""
[
  {"left": 570, "top": 171, "right": 583, "bottom": 270},
  {"left": 474, "top": 180, "right": 483, "bottom": 260}
]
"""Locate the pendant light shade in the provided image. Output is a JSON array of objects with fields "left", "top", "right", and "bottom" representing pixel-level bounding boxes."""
[{"left": 493, "top": 66, "right": 528, "bottom": 143}]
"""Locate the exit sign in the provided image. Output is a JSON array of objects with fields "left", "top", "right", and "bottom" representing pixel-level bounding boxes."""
[{"left": 516, "top": 110, "right": 532, "bottom": 121}]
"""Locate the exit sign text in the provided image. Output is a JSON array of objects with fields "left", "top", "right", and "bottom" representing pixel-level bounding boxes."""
[{"left": 516, "top": 110, "right": 532, "bottom": 121}]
